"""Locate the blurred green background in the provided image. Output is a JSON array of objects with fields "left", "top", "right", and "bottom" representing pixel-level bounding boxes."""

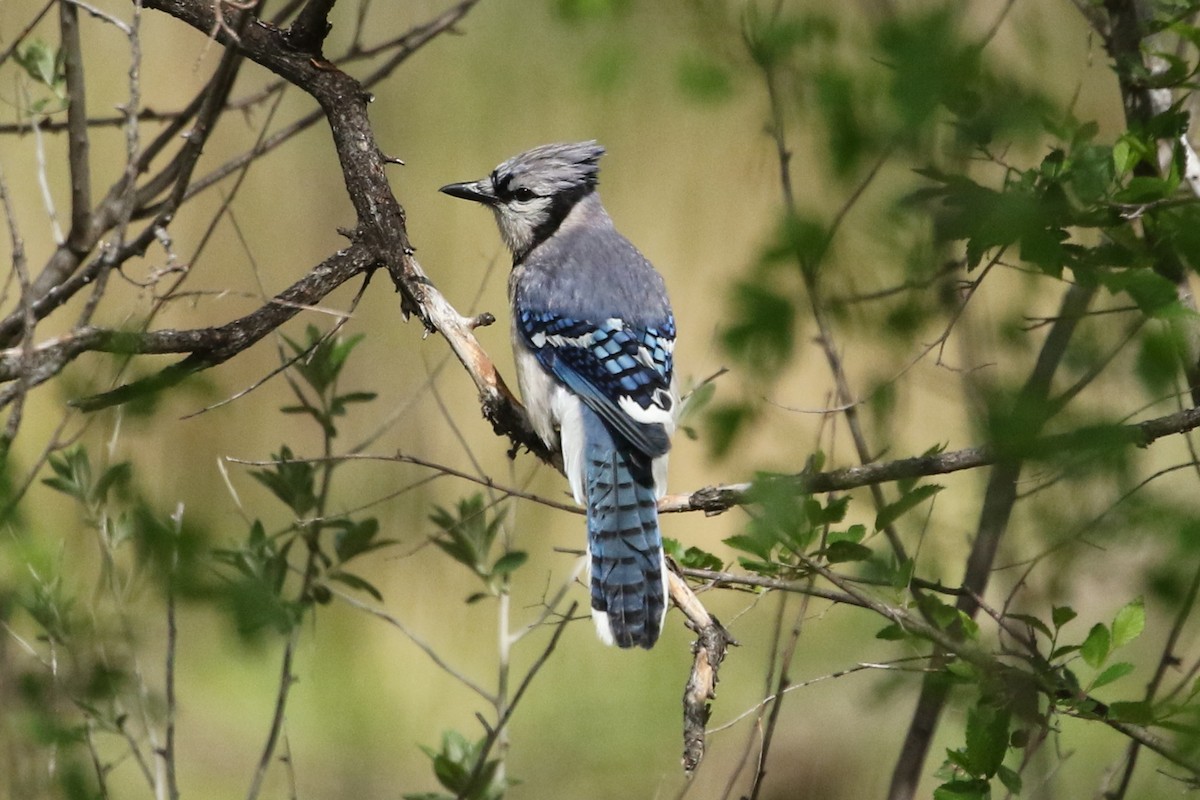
[{"left": 3, "top": 1, "right": 1194, "bottom": 798}]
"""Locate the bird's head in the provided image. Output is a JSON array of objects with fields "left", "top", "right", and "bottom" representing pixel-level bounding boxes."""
[{"left": 440, "top": 141, "right": 605, "bottom": 260}]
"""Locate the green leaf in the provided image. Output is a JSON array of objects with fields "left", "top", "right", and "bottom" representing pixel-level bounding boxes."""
[
  {"left": 724, "top": 533, "right": 776, "bottom": 563},
  {"left": 94, "top": 462, "right": 132, "bottom": 503},
  {"left": 1008, "top": 613, "right": 1052, "bottom": 640},
  {"left": 744, "top": 10, "right": 834, "bottom": 69},
  {"left": 816, "top": 67, "right": 870, "bottom": 177},
  {"left": 1050, "top": 644, "right": 1081, "bottom": 661},
  {"left": 225, "top": 576, "right": 300, "bottom": 638},
  {"left": 731, "top": 475, "right": 819, "bottom": 560},
  {"left": 807, "top": 494, "right": 850, "bottom": 526},
  {"left": 996, "top": 764, "right": 1022, "bottom": 795},
  {"left": 414, "top": 730, "right": 508, "bottom": 800},
  {"left": 1112, "top": 137, "right": 1137, "bottom": 175},
  {"left": 1052, "top": 605, "right": 1077, "bottom": 629},
  {"left": 335, "top": 391, "right": 378, "bottom": 406},
  {"left": 1092, "top": 661, "right": 1135, "bottom": 690},
  {"left": 823, "top": 540, "right": 872, "bottom": 563},
  {"left": 933, "top": 778, "right": 989, "bottom": 800},
  {"left": 1111, "top": 597, "right": 1145, "bottom": 649},
  {"left": 1101, "top": 269, "right": 1179, "bottom": 317},
  {"left": 663, "top": 538, "right": 723, "bottom": 571},
  {"left": 919, "top": 594, "right": 960, "bottom": 631},
  {"left": 720, "top": 280, "right": 795, "bottom": 372},
  {"left": 1080, "top": 623, "right": 1111, "bottom": 668},
  {"left": 491, "top": 551, "right": 528, "bottom": 576},
  {"left": 333, "top": 518, "right": 385, "bottom": 563},
  {"left": 885, "top": 557, "right": 916, "bottom": 589},
  {"left": 429, "top": 495, "right": 509, "bottom": 585},
  {"left": 828, "top": 523, "right": 867, "bottom": 545},
  {"left": 14, "top": 40, "right": 63, "bottom": 88},
  {"left": 326, "top": 571, "right": 383, "bottom": 602},
  {"left": 42, "top": 446, "right": 92, "bottom": 504},
  {"left": 763, "top": 213, "right": 830, "bottom": 276},
  {"left": 677, "top": 51, "right": 734, "bottom": 104},
  {"left": 875, "top": 484, "right": 943, "bottom": 531},
  {"left": 875, "top": 623, "right": 908, "bottom": 641},
  {"left": 705, "top": 402, "right": 756, "bottom": 459},
  {"left": 1113, "top": 175, "right": 1176, "bottom": 203},
  {"left": 249, "top": 446, "right": 317, "bottom": 517},
  {"left": 965, "top": 702, "right": 1010, "bottom": 777},
  {"left": 1107, "top": 700, "right": 1155, "bottom": 725},
  {"left": 283, "top": 327, "right": 368, "bottom": 399}
]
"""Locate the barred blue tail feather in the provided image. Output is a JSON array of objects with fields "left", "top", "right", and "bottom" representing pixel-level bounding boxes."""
[{"left": 582, "top": 407, "right": 666, "bottom": 649}]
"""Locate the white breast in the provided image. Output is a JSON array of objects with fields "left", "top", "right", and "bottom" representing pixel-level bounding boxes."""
[{"left": 513, "top": 335, "right": 587, "bottom": 504}]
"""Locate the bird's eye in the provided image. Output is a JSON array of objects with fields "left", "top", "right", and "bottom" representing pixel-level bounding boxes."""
[{"left": 513, "top": 188, "right": 537, "bottom": 201}]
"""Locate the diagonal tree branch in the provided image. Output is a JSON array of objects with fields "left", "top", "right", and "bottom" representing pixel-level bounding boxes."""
[
  {"left": 887, "top": 282, "right": 1095, "bottom": 800},
  {"left": 92, "top": 0, "right": 549, "bottom": 458}
]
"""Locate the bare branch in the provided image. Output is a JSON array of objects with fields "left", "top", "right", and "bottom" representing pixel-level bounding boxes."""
[
  {"left": 668, "top": 562, "right": 737, "bottom": 774},
  {"left": 662, "top": 400, "right": 1200, "bottom": 515},
  {"left": 284, "top": 0, "right": 336, "bottom": 54},
  {"left": 888, "top": 282, "right": 1095, "bottom": 800},
  {"left": 333, "top": 586, "right": 496, "bottom": 703},
  {"left": 0, "top": 243, "right": 371, "bottom": 410},
  {"left": 757, "top": 36, "right": 907, "bottom": 562},
  {"left": 59, "top": 0, "right": 93, "bottom": 251}
]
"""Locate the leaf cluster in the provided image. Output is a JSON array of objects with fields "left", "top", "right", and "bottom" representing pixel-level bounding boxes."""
[
  {"left": 280, "top": 325, "right": 378, "bottom": 438},
  {"left": 428, "top": 494, "right": 525, "bottom": 603},
  {"left": 13, "top": 38, "right": 67, "bottom": 115},
  {"left": 929, "top": 598, "right": 1149, "bottom": 799},
  {"left": 404, "top": 730, "right": 512, "bottom": 800},
  {"left": 216, "top": 327, "right": 392, "bottom": 636},
  {"left": 717, "top": 466, "right": 940, "bottom": 583}
]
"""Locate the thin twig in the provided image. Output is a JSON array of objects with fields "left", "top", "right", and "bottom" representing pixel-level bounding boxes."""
[
  {"left": 757, "top": 41, "right": 907, "bottom": 561},
  {"left": 331, "top": 586, "right": 495, "bottom": 702},
  {"left": 747, "top": 590, "right": 808, "bottom": 800},
  {"left": 244, "top": 630, "right": 299, "bottom": 800},
  {"left": 225, "top": 451, "right": 581, "bottom": 514},
  {"left": 0, "top": 0, "right": 55, "bottom": 69},
  {"left": 452, "top": 601, "right": 577, "bottom": 800}
]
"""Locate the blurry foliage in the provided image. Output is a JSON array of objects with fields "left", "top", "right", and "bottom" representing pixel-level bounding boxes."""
[
  {"left": 681, "top": 0, "right": 1200, "bottom": 797},
  {"left": 13, "top": 38, "right": 66, "bottom": 114},
  {"left": 216, "top": 326, "right": 394, "bottom": 632},
  {"left": 404, "top": 730, "right": 513, "bottom": 800},
  {"left": 428, "top": 494, "right": 525, "bottom": 602},
  {"left": 4, "top": 325, "right": 397, "bottom": 797}
]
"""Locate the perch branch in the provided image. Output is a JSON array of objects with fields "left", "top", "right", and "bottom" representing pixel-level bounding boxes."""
[
  {"left": 668, "top": 560, "right": 737, "bottom": 775},
  {"left": 661, "top": 401, "right": 1200, "bottom": 515}
]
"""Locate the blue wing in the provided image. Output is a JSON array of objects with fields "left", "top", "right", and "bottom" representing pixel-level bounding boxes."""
[{"left": 517, "top": 309, "right": 675, "bottom": 458}]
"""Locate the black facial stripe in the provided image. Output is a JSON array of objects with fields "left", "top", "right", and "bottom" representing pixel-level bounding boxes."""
[{"left": 526, "top": 184, "right": 590, "bottom": 254}]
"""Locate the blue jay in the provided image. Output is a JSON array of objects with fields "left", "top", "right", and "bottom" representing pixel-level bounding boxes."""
[{"left": 441, "top": 141, "right": 676, "bottom": 649}]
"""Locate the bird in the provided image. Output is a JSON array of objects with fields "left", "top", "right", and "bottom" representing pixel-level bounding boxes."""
[{"left": 440, "top": 141, "right": 676, "bottom": 649}]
